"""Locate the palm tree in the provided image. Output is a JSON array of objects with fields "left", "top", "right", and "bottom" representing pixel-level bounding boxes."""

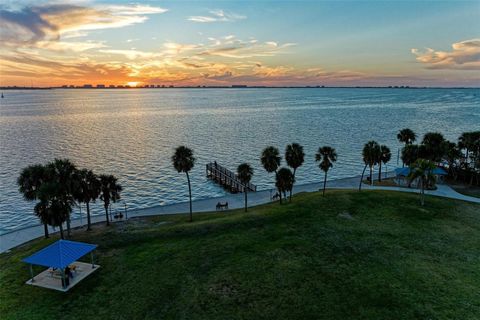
[
  {"left": 261, "top": 146, "right": 281, "bottom": 200},
  {"left": 397, "top": 129, "right": 416, "bottom": 167},
  {"left": 275, "top": 168, "right": 294, "bottom": 204},
  {"left": 18, "top": 164, "right": 50, "bottom": 238},
  {"left": 401, "top": 144, "right": 419, "bottom": 167},
  {"left": 422, "top": 132, "right": 446, "bottom": 162},
  {"left": 237, "top": 163, "right": 254, "bottom": 212},
  {"left": 315, "top": 146, "right": 337, "bottom": 196},
  {"left": 458, "top": 131, "right": 480, "bottom": 164},
  {"left": 285, "top": 143, "right": 305, "bottom": 201},
  {"left": 408, "top": 159, "right": 436, "bottom": 206},
  {"left": 36, "top": 179, "right": 73, "bottom": 239},
  {"left": 360, "top": 141, "right": 380, "bottom": 189},
  {"left": 33, "top": 201, "right": 51, "bottom": 237},
  {"left": 378, "top": 145, "right": 391, "bottom": 182},
  {"left": 75, "top": 169, "right": 101, "bottom": 231},
  {"left": 99, "top": 174, "right": 123, "bottom": 226},
  {"left": 172, "top": 146, "right": 195, "bottom": 222},
  {"left": 443, "top": 141, "right": 461, "bottom": 180},
  {"left": 47, "top": 159, "right": 77, "bottom": 238},
  {"left": 397, "top": 128, "right": 416, "bottom": 146},
  {"left": 261, "top": 146, "right": 281, "bottom": 174}
]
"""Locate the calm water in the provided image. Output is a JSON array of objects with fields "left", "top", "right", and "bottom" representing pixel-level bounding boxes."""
[{"left": 1, "top": 88, "right": 479, "bottom": 233}]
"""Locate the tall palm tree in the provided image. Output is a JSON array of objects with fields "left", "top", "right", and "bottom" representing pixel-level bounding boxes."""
[
  {"left": 237, "top": 163, "right": 254, "bottom": 212},
  {"left": 33, "top": 201, "right": 51, "bottom": 237},
  {"left": 360, "top": 141, "right": 380, "bottom": 189},
  {"left": 75, "top": 169, "right": 101, "bottom": 231},
  {"left": 261, "top": 146, "right": 281, "bottom": 200},
  {"left": 401, "top": 144, "right": 419, "bottom": 167},
  {"left": 443, "top": 141, "right": 461, "bottom": 180},
  {"left": 172, "top": 146, "right": 196, "bottom": 222},
  {"left": 378, "top": 145, "right": 391, "bottom": 182},
  {"left": 458, "top": 131, "right": 480, "bottom": 164},
  {"left": 47, "top": 159, "right": 77, "bottom": 238},
  {"left": 275, "top": 167, "right": 294, "bottom": 204},
  {"left": 397, "top": 129, "right": 416, "bottom": 167},
  {"left": 36, "top": 179, "right": 73, "bottom": 239},
  {"left": 99, "top": 174, "right": 123, "bottom": 226},
  {"left": 261, "top": 146, "right": 281, "bottom": 174},
  {"left": 422, "top": 132, "right": 446, "bottom": 162},
  {"left": 397, "top": 128, "right": 416, "bottom": 146},
  {"left": 315, "top": 146, "right": 337, "bottom": 196},
  {"left": 408, "top": 159, "right": 436, "bottom": 206},
  {"left": 18, "top": 164, "right": 50, "bottom": 238},
  {"left": 285, "top": 143, "right": 305, "bottom": 201}
]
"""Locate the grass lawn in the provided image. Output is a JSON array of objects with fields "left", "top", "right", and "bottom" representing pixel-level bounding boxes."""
[
  {"left": 449, "top": 184, "right": 480, "bottom": 199},
  {"left": 1, "top": 190, "right": 479, "bottom": 320}
]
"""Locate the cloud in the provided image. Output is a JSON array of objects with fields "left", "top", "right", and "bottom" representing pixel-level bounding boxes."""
[
  {"left": 188, "top": 9, "right": 246, "bottom": 23},
  {"left": 0, "top": 4, "right": 167, "bottom": 45},
  {"left": 411, "top": 39, "right": 480, "bottom": 70},
  {"left": 199, "top": 37, "right": 296, "bottom": 59},
  {"left": 36, "top": 40, "right": 106, "bottom": 52}
]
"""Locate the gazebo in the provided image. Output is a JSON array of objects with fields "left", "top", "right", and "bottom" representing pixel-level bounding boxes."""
[{"left": 23, "top": 240, "right": 100, "bottom": 292}]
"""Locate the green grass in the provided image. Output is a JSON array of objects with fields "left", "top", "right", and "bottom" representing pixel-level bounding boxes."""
[
  {"left": 1, "top": 190, "right": 480, "bottom": 320},
  {"left": 450, "top": 184, "right": 480, "bottom": 199}
]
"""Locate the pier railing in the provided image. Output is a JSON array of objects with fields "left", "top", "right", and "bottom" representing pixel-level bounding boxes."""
[{"left": 206, "top": 162, "right": 257, "bottom": 193}]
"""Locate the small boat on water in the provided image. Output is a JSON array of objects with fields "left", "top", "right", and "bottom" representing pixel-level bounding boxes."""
[{"left": 1, "top": 93, "right": 3, "bottom": 98}]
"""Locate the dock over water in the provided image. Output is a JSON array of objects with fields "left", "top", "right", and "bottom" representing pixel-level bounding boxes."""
[{"left": 206, "top": 162, "right": 257, "bottom": 193}]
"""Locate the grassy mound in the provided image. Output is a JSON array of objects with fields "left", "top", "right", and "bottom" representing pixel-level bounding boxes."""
[{"left": 1, "top": 190, "right": 479, "bottom": 320}]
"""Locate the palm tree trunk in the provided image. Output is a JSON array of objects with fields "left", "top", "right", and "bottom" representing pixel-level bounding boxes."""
[
  {"left": 105, "top": 204, "right": 110, "bottom": 226},
  {"left": 378, "top": 162, "right": 382, "bottom": 182},
  {"left": 278, "top": 188, "right": 282, "bottom": 204},
  {"left": 420, "top": 178, "right": 425, "bottom": 206},
  {"left": 86, "top": 201, "right": 91, "bottom": 231},
  {"left": 59, "top": 223, "right": 64, "bottom": 239},
  {"left": 323, "top": 171, "right": 327, "bottom": 197},
  {"left": 44, "top": 223, "right": 49, "bottom": 239},
  {"left": 359, "top": 164, "right": 368, "bottom": 191},
  {"left": 290, "top": 168, "right": 296, "bottom": 202},
  {"left": 244, "top": 189, "right": 248, "bottom": 212},
  {"left": 186, "top": 172, "right": 193, "bottom": 222},
  {"left": 369, "top": 165, "right": 373, "bottom": 185},
  {"left": 66, "top": 216, "right": 71, "bottom": 238}
]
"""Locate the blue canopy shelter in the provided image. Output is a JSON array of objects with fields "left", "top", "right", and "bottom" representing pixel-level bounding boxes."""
[
  {"left": 23, "top": 240, "right": 98, "bottom": 291},
  {"left": 395, "top": 167, "right": 448, "bottom": 177}
]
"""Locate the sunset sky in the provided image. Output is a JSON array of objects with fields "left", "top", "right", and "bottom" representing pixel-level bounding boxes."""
[{"left": 1, "top": 0, "right": 479, "bottom": 87}]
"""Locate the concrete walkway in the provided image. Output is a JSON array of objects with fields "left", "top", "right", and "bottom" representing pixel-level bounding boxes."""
[{"left": 1, "top": 172, "right": 478, "bottom": 253}]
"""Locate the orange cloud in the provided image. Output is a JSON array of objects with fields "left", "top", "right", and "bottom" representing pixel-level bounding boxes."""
[{"left": 411, "top": 39, "right": 480, "bottom": 70}]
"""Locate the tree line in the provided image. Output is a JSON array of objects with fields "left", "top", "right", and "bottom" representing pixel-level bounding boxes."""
[
  {"left": 18, "top": 129, "right": 478, "bottom": 232},
  {"left": 398, "top": 129, "right": 480, "bottom": 185},
  {"left": 18, "top": 159, "right": 122, "bottom": 239}
]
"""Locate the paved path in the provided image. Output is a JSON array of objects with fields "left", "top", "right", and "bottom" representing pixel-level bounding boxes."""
[{"left": 1, "top": 172, "right": 478, "bottom": 253}]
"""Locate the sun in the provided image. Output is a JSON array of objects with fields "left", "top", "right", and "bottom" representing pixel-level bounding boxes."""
[{"left": 127, "top": 82, "right": 139, "bottom": 87}]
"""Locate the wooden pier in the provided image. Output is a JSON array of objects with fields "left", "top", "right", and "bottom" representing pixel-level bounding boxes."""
[{"left": 206, "top": 162, "right": 257, "bottom": 193}]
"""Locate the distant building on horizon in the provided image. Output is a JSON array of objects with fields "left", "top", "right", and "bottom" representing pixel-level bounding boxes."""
[
  {"left": 96, "top": 84, "right": 105, "bottom": 88},
  {"left": 231, "top": 84, "right": 247, "bottom": 88},
  {"left": 83, "top": 84, "right": 93, "bottom": 88}
]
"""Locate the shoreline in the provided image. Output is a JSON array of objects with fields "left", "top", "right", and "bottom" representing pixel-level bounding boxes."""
[{"left": 1, "top": 171, "right": 479, "bottom": 253}]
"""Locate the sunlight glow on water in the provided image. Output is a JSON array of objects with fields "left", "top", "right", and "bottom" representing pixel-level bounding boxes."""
[{"left": 1, "top": 88, "right": 479, "bottom": 233}]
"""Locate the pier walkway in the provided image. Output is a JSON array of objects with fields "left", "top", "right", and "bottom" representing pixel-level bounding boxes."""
[{"left": 206, "top": 162, "right": 256, "bottom": 193}]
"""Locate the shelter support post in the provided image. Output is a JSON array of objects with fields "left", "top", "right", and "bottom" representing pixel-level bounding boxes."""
[
  {"left": 61, "top": 268, "right": 66, "bottom": 289},
  {"left": 91, "top": 252, "right": 95, "bottom": 269},
  {"left": 29, "top": 264, "right": 34, "bottom": 282}
]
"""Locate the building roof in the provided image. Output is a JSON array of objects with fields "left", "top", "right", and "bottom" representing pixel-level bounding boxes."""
[
  {"left": 23, "top": 240, "right": 97, "bottom": 269},
  {"left": 395, "top": 167, "right": 448, "bottom": 176}
]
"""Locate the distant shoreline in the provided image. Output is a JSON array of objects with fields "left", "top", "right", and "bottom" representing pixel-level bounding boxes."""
[{"left": 1, "top": 86, "right": 479, "bottom": 90}]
